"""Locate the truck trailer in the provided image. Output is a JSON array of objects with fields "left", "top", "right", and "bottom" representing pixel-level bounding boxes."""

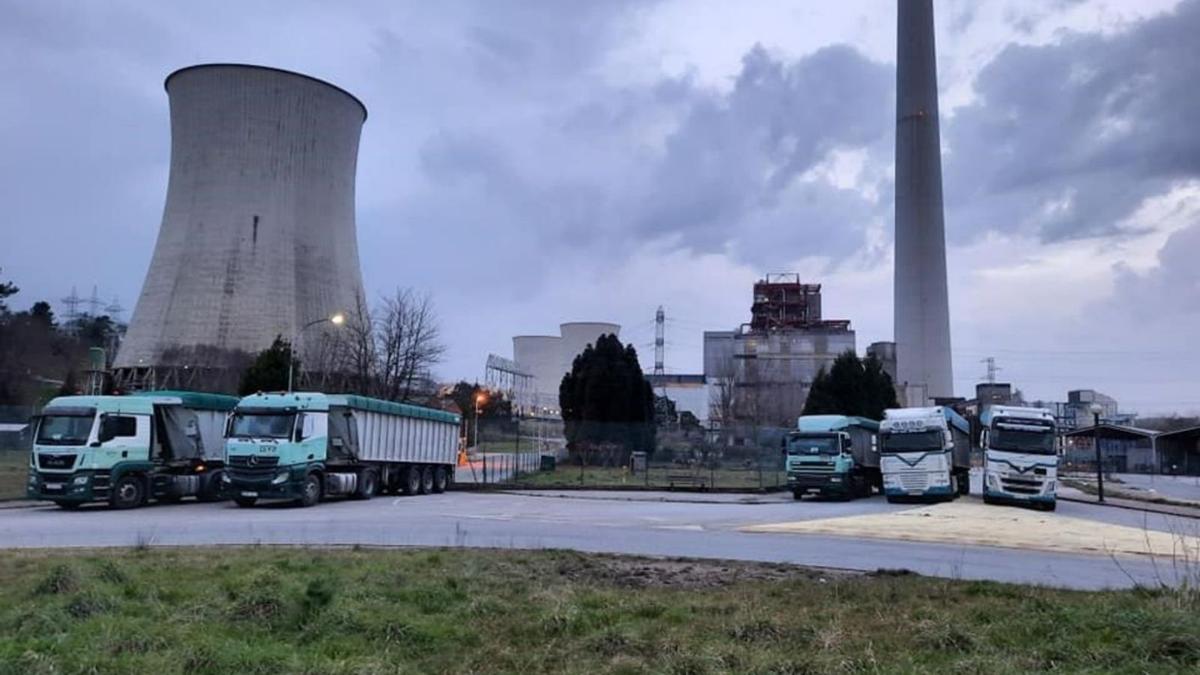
[
  {"left": 880, "top": 406, "right": 972, "bottom": 502},
  {"left": 785, "top": 415, "right": 880, "bottom": 500},
  {"left": 223, "top": 392, "right": 461, "bottom": 507},
  {"left": 27, "top": 391, "right": 238, "bottom": 509},
  {"left": 981, "top": 405, "right": 1058, "bottom": 510}
]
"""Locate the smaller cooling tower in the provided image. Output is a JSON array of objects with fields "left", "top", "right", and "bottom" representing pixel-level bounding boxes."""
[
  {"left": 559, "top": 322, "right": 621, "bottom": 371},
  {"left": 513, "top": 335, "right": 564, "bottom": 411}
]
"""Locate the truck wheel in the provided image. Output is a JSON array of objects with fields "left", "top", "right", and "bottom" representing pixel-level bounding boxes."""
[
  {"left": 886, "top": 495, "right": 900, "bottom": 504},
  {"left": 54, "top": 500, "right": 82, "bottom": 510},
  {"left": 110, "top": 475, "right": 145, "bottom": 510},
  {"left": 419, "top": 465, "right": 434, "bottom": 495},
  {"left": 296, "top": 474, "right": 322, "bottom": 508},
  {"left": 792, "top": 490, "right": 803, "bottom": 501},
  {"left": 982, "top": 494, "right": 997, "bottom": 505},
  {"left": 198, "top": 472, "right": 225, "bottom": 502},
  {"left": 1041, "top": 501, "right": 1057, "bottom": 512},
  {"left": 403, "top": 467, "right": 421, "bottom": 495},
  {"left": 234, "top": 497, "right": 258, "bottom": 508},
  {"left": 957, "top": 471, "right": 970, "bottom": 495},
  {"left": 432, "top": 466, "right": 448, "bottom": 493},
  {"left": 355, "top": 470, "right": 378, "bottom": 500}
]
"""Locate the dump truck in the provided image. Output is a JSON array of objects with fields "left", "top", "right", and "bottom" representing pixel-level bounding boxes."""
[
  {"left": 223, "top": 392, "right": 461, "bottom": 507},
  {"left": 784, "top": 415, "right": 880, "bottom": 500},
  {"left": 27, "top": 391, "right": 238, "bottom": 509},
  {"left": 981, "top": 405, "right": 1058, "bottom": 511},
  {"left": 880, "top": 406, "right": 972, "bottom": 502}
]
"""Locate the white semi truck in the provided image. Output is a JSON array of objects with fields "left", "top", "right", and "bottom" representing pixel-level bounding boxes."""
[
  {"left": 880, "top": 406, "right": 972, "bottom": 502},
  {"left": 223, "top": 392, "right": 461, "bottom": 507},
  {"left": 980, "top": 405, "right": 1058, "bottom": 511}
]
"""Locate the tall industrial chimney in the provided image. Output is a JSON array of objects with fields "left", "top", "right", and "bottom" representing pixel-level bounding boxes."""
[
  {"left": 114, "top": 64, "right": 367, "bottom": 390},
  {"left": 894, "top": 0, "right": 953, "bottom": 403}
]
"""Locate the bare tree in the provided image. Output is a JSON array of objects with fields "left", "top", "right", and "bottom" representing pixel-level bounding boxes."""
[{"left": 377, "top": 289, "right": 445, "bottom": 402}]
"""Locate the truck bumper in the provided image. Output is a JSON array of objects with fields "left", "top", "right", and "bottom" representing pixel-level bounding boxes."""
[
  {"left": 225, "top": 468, "right": 307, "bottom": 501},
  {"left": 28, "top": 471, "right": 104, "bottom": 503},
  {"left": 983, "top": 487, "right": 1055, "bottom": 505},
  {"left": 787, "top": 474, "right": 850, "bottom": 496},
  {"left": 883, "top": 484, "right": 955, "bottom": 498}
]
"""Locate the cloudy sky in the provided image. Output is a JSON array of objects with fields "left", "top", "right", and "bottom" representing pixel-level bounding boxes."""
[{"left": 2, "top": 0, "right": 1198, "bottom": 414}]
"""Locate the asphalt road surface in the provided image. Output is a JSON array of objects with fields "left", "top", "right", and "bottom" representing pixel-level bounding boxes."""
[
  {"left": 3, "top": 482, "right": 1196, "bottom": 590},
  {"left": 1111, "top": 472, "right": 1200, "bottom": 503}
]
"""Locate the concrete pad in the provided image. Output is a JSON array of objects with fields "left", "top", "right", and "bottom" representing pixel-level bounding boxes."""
[{"left": 742, "top": 500, "right": 1200, "bottom": 558}]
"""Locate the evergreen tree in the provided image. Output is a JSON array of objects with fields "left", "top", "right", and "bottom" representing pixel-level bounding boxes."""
[
  {"left": 238, "top": 336, "right": 296, "bottom": 395},
  {"left": 802, "top": 351, "right": 899, "bottom": 420},
  {"left": 559, "top": 334, "right": 655, "bottom": 464}
]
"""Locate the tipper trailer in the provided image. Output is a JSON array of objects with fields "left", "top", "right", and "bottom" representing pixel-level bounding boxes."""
[
  {"left": 981, "top": 405, "right": 1059, "bottom": 510},
  {"left": 880, "top": 406, "right": 972, "bottom": 501},
  {"left": 785, "top": 415, "right": 880, "bottom": 500},
  {"left": 224, "top": 392, "right": 461, "bottom": 507},
  {"left": 27, "top": 391, "right": 238, "bottom": 509}
]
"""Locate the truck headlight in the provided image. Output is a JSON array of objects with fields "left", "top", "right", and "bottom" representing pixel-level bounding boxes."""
[
  {"left": 271, "top": 471, "right": 289, "bottom": 485},
  {"left": 72, "top": 475, "right": 90, "bottom": 486},
  {"left": 829, "top": 477, "right": 842, "bottom": 483},
  {"left": 27, "top": 474, "right": 37, "bottom": 485},
  {"left": 1045, "top": 481, "right": 1055, "bottom": 492},
  {"left": 221, "top": 473, "right": 232, "bottom": 483},
  {"left": 986, "top": 474, "right": 999, "bottom": 489}
]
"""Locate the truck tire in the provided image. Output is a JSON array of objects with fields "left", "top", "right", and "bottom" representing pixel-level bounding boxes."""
[
  {"left": 234, "top": 497, "right": 258, "bottom": 508},
  {"left": 432, "top": 466, "right": 448, "bottom": 493},
  {"left": 792, "top": 490, "right": 804, "bottom": 501},
  {"left": 957, "top": 470, "right": 970, "bottom": 496},
  {"left": 982, "top": 494, "right": 997, "bottom": 505},
  {"left": 1040, "top": 501, "right": 1057, "bottom": 512},
  {"left": 296, "top": 473, "right": 322, "bottom": 508},
  {"left": 355, "top": 470, "right": 378, "bottom": 500},
  {"left": 419, "top": 465, "right": 434, "bottom": 495},
  {"left": 110, "top": 475, "right": 145, "bottom": 510},
  {"left": 402, "top": 466, "right": 421, "bottom": 495},
  {"left": 198, "top": 472, "right": 225, "bottom": 502}
]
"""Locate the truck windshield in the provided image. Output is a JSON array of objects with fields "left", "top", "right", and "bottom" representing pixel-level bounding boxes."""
[
  {"left": 881, "top": 431, "right": 942, "bottom": 453},
  {"left": 787, "top": 436, "right": 839, "bottom": 455},
  {"left": 229, "top": 413, "right": 295, "bottom": 439},
  {"left": 36, "top": 414, "right": 95, "bottom": 446},
  {"left": 991, "top": 427, "right": 1056, "bottom": 455}
]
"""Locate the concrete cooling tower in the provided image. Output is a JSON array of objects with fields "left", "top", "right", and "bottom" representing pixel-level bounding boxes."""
[{"left": 114, "top": 64, "right": 367, "bottom": 390}]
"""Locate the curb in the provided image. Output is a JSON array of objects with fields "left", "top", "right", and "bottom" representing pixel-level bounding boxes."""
[
  {"left": 1058, "top": 495, "right": 1200, "bottom": 520},
  {"left": 494, "top": 490, "right": 789, "bottom": 505}
]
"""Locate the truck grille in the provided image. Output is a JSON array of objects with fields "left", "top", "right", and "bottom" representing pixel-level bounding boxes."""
[
  {"left": 1000, "top": 476, "right": 1043, "bottom": 495},
  {"left": 794, "top": 462, "right": 836, "bottom": 474},
  {"left": 37, "top": 454, "right": 77, "bottom": 471},
  {"left": 228, "top": 456, "right": 279, "bottom": 468},
  {"left": 897, "top": 472, "right": 929, "bottom": 492}
]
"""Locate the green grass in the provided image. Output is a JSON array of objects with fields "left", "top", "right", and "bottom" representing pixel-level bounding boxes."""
[
  {"left": 518, "top": 464, "right": 787, "bottom": 490},
  {"left": 2, "top": 547, "right": 1198, "bottom": 674},
  {"left": 0, "top": 451, "right": 29, "bottom": 501}
]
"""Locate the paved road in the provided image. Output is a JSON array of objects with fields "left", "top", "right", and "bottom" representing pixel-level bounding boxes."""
[
  {"left": 2, "top": 486, "right": 1195, "bottom": 590},
  {"left": 1111, "top": 473, "right": 1200, "bottom": 503}
]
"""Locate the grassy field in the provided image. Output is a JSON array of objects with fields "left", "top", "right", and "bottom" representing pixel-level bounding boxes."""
[
  {"left": 1, "top": 548, "right": 1198, "bottom": 674},
  {"left": 517, "top": 463, "right": 787, "bottom": 490},
  {"left": 0, "top": 451, "right": 29, "bottom": 501}
]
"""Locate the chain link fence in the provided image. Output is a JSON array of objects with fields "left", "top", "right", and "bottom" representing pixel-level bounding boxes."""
[
  {"left": 461, "top": 418, "right": 788, "bottom": 491},
  {"left": 0, "top": 406, "right": 34, "bottom": 501}
]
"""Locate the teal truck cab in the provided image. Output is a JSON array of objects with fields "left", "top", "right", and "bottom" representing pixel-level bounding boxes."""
[
  {"left": 27, "top": 391, "right": 237, "bottom": 509},
  {"left": 224, "top": 392, "right": 461, "bottom": 508},
  {"left": 784, "top": 415, "right": 880, "bottom": 500},
  {"left": 981, "top": 405, "right": 1058, "bottom": 511}
]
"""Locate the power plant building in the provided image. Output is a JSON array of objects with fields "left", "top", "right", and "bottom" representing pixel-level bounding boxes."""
[
  {"left": 894, "top": 0, "right": 954, "bottom": 404},
  {"left": 705, "top": 275, "right": 855, "bottom": 427},
  {"left": 114, "top": 64, "right": 368, "bottom": 390}
]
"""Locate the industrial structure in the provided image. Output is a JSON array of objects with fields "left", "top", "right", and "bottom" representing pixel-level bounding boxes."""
[
  {"left": 501, "top": 322, "right": 621, "bottom": 417},
  {"left": 704, "top": 275, "right": 855, "bottom": 427},
  {"left": 894, "top": 0, "right": 954, "bottom": 404},
  {"left": 114, "top": 64, "right": 368, "bottom": 391}
]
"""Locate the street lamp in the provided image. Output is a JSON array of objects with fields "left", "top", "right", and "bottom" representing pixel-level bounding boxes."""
[
  {"left": 287, "top": 312, "right": 345, "bottom": 393},
  {"left": 1090, "top": 402, "right": 1104, "bottom": 503},
  {"left": 475, "top": 391, "right": 488, "bottom": 482}
]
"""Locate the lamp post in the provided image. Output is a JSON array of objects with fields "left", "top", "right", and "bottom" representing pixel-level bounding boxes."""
[
  {"left": 1090, "top": 402, "right": 1104, "bottom": 503},
  {"left": 287, "top": 312, "right": 345, "bottom": 393},
  {"left": 475, "top": 392, "right": 487, "bottom": 482}
]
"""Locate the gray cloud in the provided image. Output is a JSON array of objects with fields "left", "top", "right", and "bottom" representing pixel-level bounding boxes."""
[{"left": 944, "top": 0, "right": 1200, "bottom": 243}]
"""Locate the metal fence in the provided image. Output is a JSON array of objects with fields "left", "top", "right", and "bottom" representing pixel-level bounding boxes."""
[
  {"left": 0, "top": 406, "right": 33, "bottom": 501},
  {"left": 461, "top": 418, "right": 789, "bottom": 491}
]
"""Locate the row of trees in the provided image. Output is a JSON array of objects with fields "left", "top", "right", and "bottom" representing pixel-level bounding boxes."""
[{"left": 0, "top": 268, "right": 123, "bottom": 406}]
